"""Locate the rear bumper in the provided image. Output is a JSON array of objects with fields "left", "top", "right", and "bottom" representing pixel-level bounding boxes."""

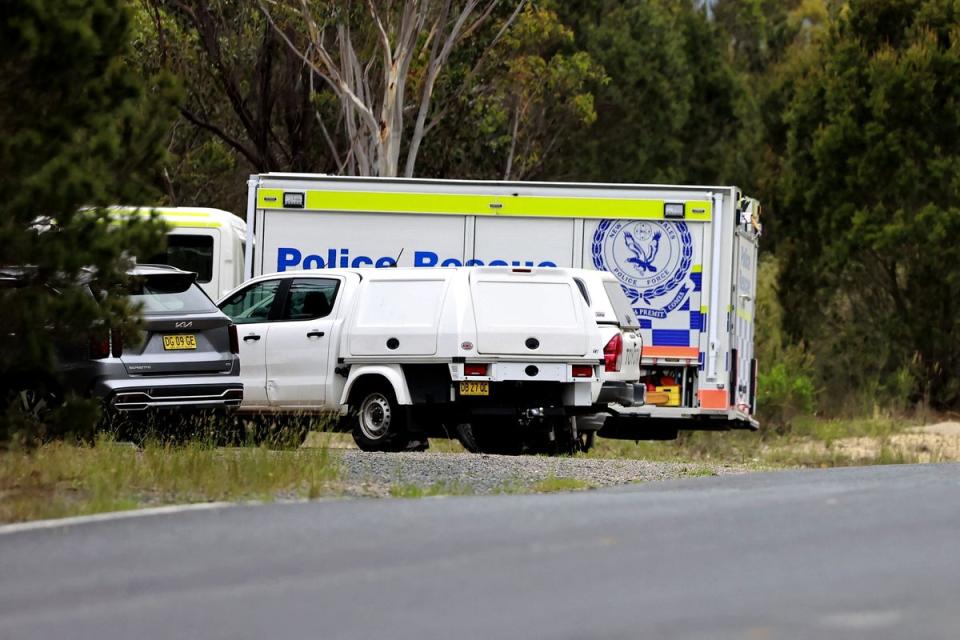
[
  {"left": 454, "top": 380, "right": 597, "bottom": 410},
  {"left": 596, "top": 406, "right": 758, "bottom": 440},
  {"left": 596, "top": 381, "right": 645, "bottom": 406},
  {"left": 606, "top": 405, "right": 758, "bottom": 429},
  {"left": 96, "top": 379, "right": 244, "bottom": 412}
]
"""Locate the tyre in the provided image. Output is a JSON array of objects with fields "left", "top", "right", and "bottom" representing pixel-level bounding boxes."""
[
  {"left": 455, "top": 420, "right": 524, "bottom": 455},
  {"left": 454, "top": 422, "right": 481, "bottom": 453},
  {"left": 350, "top": 384, "right": 423, "bottom": 452},
  {"left": 15, "top": 386, "right": 61, "bottom": 423},
  {"left": 577, "top": 428, "right": 596, "bottom": 453},
  {"left": 526, "top": 417, "right": 593, "bottom": 456}
]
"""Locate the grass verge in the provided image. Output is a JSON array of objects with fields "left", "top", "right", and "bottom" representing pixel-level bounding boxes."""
[
  {"left": 587, "top": 415, "right": 952, "bottom": 468},
  {"left": 0, "top": 435, "right": 340, "bottom": 524}
]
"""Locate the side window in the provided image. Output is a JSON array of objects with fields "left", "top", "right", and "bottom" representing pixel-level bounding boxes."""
[
  {"left": 573, "top": 278, "right": 591, "bottom": 305},
  {"left": 219, "top": 279, "right": 281, "bottom": 324},
  {"left": 280, "top": 278, "right": 340, "bottom": 321}
]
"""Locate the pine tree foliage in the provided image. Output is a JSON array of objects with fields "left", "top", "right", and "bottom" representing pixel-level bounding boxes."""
[{"left": 0, "top": 0, "right": 177, "bottom": 442}]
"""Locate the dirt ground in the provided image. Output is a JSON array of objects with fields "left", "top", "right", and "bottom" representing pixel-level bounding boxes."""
[{"left": 794, "top": 422, "right": 960, "bottom": 463}]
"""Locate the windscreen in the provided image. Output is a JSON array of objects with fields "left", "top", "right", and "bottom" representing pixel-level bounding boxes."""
[
  {"left": 129, "top": 274, "right": 217, "bottom": 315},
  {"left": 603, "top": 281, "right": 640, "bottom": 329},
  {"left": 149, "top": 235, "right": 214, "bottom": 283}
]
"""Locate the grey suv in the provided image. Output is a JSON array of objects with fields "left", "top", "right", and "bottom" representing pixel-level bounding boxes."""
[{"left": 7, "top": 265, "right": 242, "bottom": 415}]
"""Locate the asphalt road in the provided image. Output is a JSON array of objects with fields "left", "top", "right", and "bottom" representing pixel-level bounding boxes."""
[{"left": 2, "top": 464, "right": 959, "bottom": 640}]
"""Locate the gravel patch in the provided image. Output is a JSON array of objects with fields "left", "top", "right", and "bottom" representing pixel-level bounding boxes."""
[{"left": 335, "top": 450, "right": 748, "bottom": 497}]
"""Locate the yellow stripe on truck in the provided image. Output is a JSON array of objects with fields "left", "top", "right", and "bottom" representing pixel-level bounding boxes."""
[
  {"left": 165, "top": 221, "right": 222, "bottom": 229},
  {"left": 257, "top": 189, "right": 712, "bottom": 221}
]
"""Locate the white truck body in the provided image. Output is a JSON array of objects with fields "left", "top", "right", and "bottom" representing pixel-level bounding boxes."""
[
  {"left": 241, "top": 174, "right": 761, "bottom": 430},
  {"left": 217, "top": 267, "right": 603, "bottom": 451}
]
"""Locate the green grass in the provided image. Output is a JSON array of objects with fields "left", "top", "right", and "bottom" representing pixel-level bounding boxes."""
[
  {"left": 530, "top": 475, "right": 591, "bottom": 493},
  {"left": 389, "top": 481, "right": 475, "bottom": 498},
  {"left": 1, "top": 414, "right": 943, "bottom": 524},
  {"left": 0, "top": 435, "right": 341, "bottom": 524}
]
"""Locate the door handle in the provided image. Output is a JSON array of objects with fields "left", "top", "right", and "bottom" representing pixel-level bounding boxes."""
[
  {"left": 307, "top": 331, "right": 325, "bottom": 338},
  {"left": 243, "top": 334, "right": 261, "bottom": 342}
]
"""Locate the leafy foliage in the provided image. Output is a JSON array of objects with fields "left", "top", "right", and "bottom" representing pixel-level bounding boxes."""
[
  {"left": 753, "top": 257, "right": 817, "bottom": 432},
  {"left": 0, "top": 0, "right": 175, "bottom": 445},
  {"left": 428, "top": 2, "right": 606, "bottom": 180},
  {"left": 546, "top": 0, "right": 751, "bottom": 185},
  {"left": 778, "top": 0, "right": 960, "bottom": 409}
]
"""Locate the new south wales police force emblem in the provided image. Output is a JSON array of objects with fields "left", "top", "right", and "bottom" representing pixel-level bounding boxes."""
[{"left": 592, "top": 219, "right": 693, "bottom": 320}]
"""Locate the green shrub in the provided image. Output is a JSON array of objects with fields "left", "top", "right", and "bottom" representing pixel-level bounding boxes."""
[
  {"left": 753, "top": 255, "right": 817, "bottom": 433},
  {"left": 758, "top": 354, "right": 816, "bottom": 434}
]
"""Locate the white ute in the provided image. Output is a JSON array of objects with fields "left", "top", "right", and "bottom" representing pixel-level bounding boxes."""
[
  {"left": 218, "top": 267, "right": 604, "bottom": 453},
  {"left": 557, "top": 269, "right": 644, "bottom": 449}
]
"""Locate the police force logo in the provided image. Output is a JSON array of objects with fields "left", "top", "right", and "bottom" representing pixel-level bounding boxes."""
[{"left": 592, "top": 219, "right": 693, "bottom": 319}]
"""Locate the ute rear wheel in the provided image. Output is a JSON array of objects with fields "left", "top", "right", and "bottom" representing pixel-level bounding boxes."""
[
  {"left": 455, "top": 420, "right": 525, "bottom": 455},
  {"left": 526, "top": 417, "right": 593, "bottom": 456}
]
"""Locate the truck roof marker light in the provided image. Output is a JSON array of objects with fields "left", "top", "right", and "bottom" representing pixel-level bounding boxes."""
[
  {"left": 283, "top": 192, "right": 305, "bottom": 208},
  {"left": 664, "top": 202, "right": 685, "bottom": 219}
]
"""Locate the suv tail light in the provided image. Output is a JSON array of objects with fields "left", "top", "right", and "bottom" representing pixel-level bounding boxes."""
[
  {"left": 110, "top": 329, "right": 123, "bottom": 358},
  {"left": 571, "top": 365, "right": 593, "bottom": 378},
  {"left": 89, "top": 333, "right": 110, "bottom": 359},
  {"left": 603, "top": 334, "right": 623, "bottom": 372},
  {"left": 228, "top": 324, "right": 239, "bottom": 355},
  {"left": 464, "top": 363, "right": 488, "bottom": 376}
]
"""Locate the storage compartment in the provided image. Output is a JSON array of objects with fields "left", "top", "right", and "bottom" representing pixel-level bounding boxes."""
[
  {"left": 347, "top": 279, "right": 448, "bottom": 356},
  {"left": 471, "top": 275, "right": 588, "bottom": 356}
]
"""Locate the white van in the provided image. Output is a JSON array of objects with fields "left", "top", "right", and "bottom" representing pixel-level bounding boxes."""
[{"left": 217, "top": 267, "right": 603, "bottom": 453}]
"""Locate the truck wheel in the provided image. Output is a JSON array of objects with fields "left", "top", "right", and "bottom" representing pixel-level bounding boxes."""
[{"left": 350, "top": 385, "right": 422, "bottom": 452}]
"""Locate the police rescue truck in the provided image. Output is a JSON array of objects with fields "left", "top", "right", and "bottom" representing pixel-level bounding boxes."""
[
  {"left": 141, "top": 177, "right": 760, "bottom": 432},
  {"left": 218, "top": 174, "right": 761, "bottom": 432}
]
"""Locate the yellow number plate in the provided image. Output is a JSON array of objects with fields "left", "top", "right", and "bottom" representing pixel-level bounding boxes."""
[
  {"left": 162, "top": 334, "right": 197, "bottom": 350},
  {"left": 459, "top": 381, "right": 489, "bottom": 396}
]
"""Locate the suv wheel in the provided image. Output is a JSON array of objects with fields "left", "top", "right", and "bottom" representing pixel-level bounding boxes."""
[{"left": 17, "top": 387, "right": 58, "bottom": 420}]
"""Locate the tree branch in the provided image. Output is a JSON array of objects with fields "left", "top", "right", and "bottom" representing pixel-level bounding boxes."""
[{"left": 178, "top": 106, "right": 262, "bottom": 168}]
